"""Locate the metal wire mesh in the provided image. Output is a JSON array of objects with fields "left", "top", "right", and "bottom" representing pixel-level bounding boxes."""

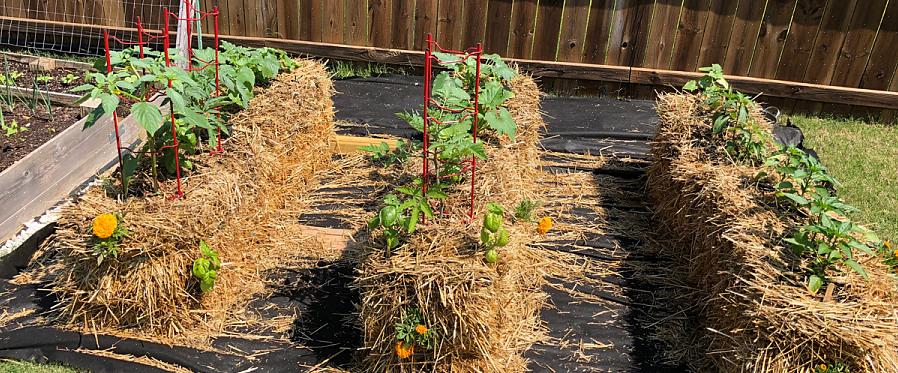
[{"left": 0, "top": 1, "right": 204, "bottom": 56}]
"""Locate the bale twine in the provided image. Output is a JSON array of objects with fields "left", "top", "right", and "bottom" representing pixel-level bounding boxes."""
[
  {"left": 647, "top": 93, "right": 898, "bottom": 372},
  {"left": 48, "top": 60, "right": 336, "bottom": 338},
  {"left": 356, "top": 75, "right": 550, "bottom": 372}
]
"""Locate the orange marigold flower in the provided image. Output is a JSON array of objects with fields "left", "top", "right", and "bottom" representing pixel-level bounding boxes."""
[
  {"left": 892, "top": 249, "right": 898, "bottom": 259},
  {"left": 537, "top": 217, "right": 553, "bottom": 235},
  {"left": 395, "top": 341, "right": 414, "bottom": 359},
  {"left": 92, "top": 213, "right": 118, "bottom": 239},
  {"left": 415, "top": 324, "right": 428, "bottom": 335}
]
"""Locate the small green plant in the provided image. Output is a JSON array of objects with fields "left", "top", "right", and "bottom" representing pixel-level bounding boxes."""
[
  {"left": 481, "top": 203, "right": 510, "bottom": 263},
  {"left": 1, "top": 119, "right": 25, "bottom": 137},
  {"left": 513, "top": 198, "right": 537, "bottom": 222},
  {"left": 192, "top": 240, "right": 221, "bottom": 293},
  {"left": 814, "top": 361, "right": 849, "bottom": 373},
  {"left": 61, "top": 73, "right": 78, "bottom": 85},
  {"left": 91, "top": 213, "right": 127, "bottom": 264},
  {"left": 34, "top": 77, "right": 53, "bottom": 121},
  {"left": 360, "top": 140, "right": 412, "bottom": 167},
  {"left": 368, "top": 179, "right": 447, "bottom": 254},
  {"left": 394, "top": 307, "right": 437, "bottom": 356},
  {"left": 36, "top": 75, "right": 53, "bottom": 83},
  {"left": 764, "top": 146, "right": 880, "bottom": 293},
  {"left": 0, "top": 71, "right": 22, "bottom": 85},
  {"left": 684, "top": 64, "right": 770, "bottom": 165}
]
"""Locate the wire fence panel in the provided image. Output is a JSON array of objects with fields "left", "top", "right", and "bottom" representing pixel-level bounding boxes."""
[{"left": 0, "top": 0, "right": 182, "bottom": 56}]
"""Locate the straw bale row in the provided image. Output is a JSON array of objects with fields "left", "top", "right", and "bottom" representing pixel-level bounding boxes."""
[
  {"left": 356, "top": 75, "right": 551, "bottom": 372},
  {"left": 648, "top": 93, "right": 898, "bottom": 372},
  {"left": 45, "top": 60, "right": 336, "bottom": 338}
]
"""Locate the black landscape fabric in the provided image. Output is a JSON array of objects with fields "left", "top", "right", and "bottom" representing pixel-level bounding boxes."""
[{"left": 0, "top": 76, "right": 813, "bottom": 372}]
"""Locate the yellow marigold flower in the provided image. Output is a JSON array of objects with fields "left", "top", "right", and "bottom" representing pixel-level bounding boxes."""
[
  {"left": 537, "top": 217, "right": 553, "bottom": 235},
  {"left": 395, "top": 341, "right": 414, "bottom": 359},
  {"left": 885, "top": 240, "right": 893, "bottom": 250},
  {"left": 818, "top": 364, "right": 827, "bottom": 371},
  {"left": 415, "top": 324, "right": 428, "bottom": 335},
  {"left": 92, "top": 213, "right": 118, "bottom": 239}
]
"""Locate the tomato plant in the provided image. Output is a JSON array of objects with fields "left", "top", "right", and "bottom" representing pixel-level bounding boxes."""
[{"left": 74, "top": 44, "right": 295, "bottom": 195}]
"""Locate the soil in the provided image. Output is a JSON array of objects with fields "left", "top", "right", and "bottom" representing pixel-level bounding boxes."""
[
  {"left": 0, "top": 103, "right": 84, "bottom": 172},
  {"left": 1, "top": 60, "right": 86, "bottom": 93}
]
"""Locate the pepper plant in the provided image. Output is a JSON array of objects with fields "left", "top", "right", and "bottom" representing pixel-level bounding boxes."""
[
  {"left": 480, "top": 203, "right": 509, "bottom": 264},
  {"left": 685, "top": 66, "right": 885, "bottom": 294}
]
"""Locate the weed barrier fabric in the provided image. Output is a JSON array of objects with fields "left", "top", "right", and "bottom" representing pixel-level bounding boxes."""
[{"left": 334, "top": 75, "right": 658, "bottom": 159}]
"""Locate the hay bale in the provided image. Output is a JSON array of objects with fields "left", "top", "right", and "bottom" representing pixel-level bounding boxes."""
[
  {"left": 356, "top": 75, "right": 549, "bottom": 372},
  {"left": 48, "top": 60, "right": 336, "bottom": 338},
  {"left": 647, "top": 93, "right": 898, "bottom": 372}
]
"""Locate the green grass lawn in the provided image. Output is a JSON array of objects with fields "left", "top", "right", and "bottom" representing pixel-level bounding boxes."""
[
  {"left": 790, "top": 115, "right": 898, "bottom": 242},
  {"left": 0, "top": 360, "right": 81, "bottom": 373}
]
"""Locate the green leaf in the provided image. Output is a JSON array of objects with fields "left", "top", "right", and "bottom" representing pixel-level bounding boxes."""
[
  {"left": 844, "top": 259, "right": 868, "bottom": 279},
  {"left": 683, "top": 80, "right": 698, "bottom": 92},
  {"left": 99, "top": 94, "right": 120, "bottom": 118},
  {"left": 807, "top": 275, "right": 823, "bottom": 294},
  {"left": 407, "top": 207, "right": 420, "bottom": 234},
  {"left": 165, "top": 87, "right": 188, "bottom": 111},
  {"left": 121, "top": 153, "right": 139, "bottom": 194},
  {"left": 780, "top": 192, "right": 810, "bottom": 206},
  {"left": 131, "top": 102, "right": 164, "bottom": 135},
  {"left": 180, "top": 109, "right": 212, "bottom": 130},
  {"left": 483, "top": 108, "right": 516, "bottom": 140}
]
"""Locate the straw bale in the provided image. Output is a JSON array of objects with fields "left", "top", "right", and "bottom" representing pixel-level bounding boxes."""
[
  {"left": 46, "top": 59, "right": 336, "bottom": 339},
  {"left": 356, "top": 75, "right": 550, "bottom": 372},
  {"left": 648, "top": 93, "right": 898, "bottom": 372}
]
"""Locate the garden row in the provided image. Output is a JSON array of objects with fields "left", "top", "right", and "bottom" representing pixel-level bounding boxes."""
[{"left": 649, "top": 66, "right": 897, "bottom": 372}]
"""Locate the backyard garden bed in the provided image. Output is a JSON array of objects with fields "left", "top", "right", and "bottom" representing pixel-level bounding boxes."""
[{"left": 648, "top": 69, "right": 898, "bottom": 372}]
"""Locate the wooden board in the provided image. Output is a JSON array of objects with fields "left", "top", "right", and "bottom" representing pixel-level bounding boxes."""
[
  {"left": 347, "top": 0, "right": 369, "bottom": 45},
  {"left": 435, "top": 0, "right": 464, "bottom": 49},
  {"left": 531, "top": 0, "right": 563, "bottom": 61},
  {"left": 507, "top": 0, "right": 538, "bottom": 59},
  {"left": 638, "top": 0, "right": 679, "bottom": 68},
  {"left": 0, "top": 98, "right": 159, "bottom": 244},
  {"left": 669, "top": 0, "right": 712, "bottom": 72},
  {"left": 483, "top": 0, "right": 513, "bottom": 55},
  {"left": 368, "top": 0, "right": 393, "bottom": 48},
  {"left": 412, "top": 0, "right": 438, "bottom": 50},
  {"left": 723, "top": 0, "right": 767, "bottom": 76},
  {"left": 748, "top": 0, "right": 798, "bottom": 78},
  {"left": 696, "top": 0, "right": 739, "bottom": 68},
  {"left": 391, "top": 0, "right": 416, "bottom": 49},
  {"left": 461, "top": 0, "right": 488, "bottom": 49},
  {"left": 334, "top": 135, "right": 398, "bottom": 154}
]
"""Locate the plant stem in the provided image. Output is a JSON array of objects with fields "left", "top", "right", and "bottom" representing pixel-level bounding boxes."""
[{"left": 148, "top": 135, "right": 160, "bottom": 191}]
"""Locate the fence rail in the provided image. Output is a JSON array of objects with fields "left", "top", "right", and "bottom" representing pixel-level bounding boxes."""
[{"left": 2, "top": 0, "right": 897, "bottom": 120}]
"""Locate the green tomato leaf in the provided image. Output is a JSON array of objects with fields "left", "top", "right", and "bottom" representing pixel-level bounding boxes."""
[
  {"left": 844, "top": 259, "right": 868, "bottom": 279},
  {"left": 131, "top": 102, "right": 164, "bottom": 135},
  {"left": 483, "top": 108, "right": 516, "bottom": 140}
]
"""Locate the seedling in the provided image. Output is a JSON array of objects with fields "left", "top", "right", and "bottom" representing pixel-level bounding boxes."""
[
  {"left": 514, "top": 198, "right": 537, "bottom": 222},
  {"left": 1, "top": 119, "right": 26, "bottom": 137},
  {"left": 36, "top": 75, "right": 53, "bottom": 83},
  {"left": 192, "top": 240, "right": 221, "bottom": 293},
  {"left": 61, "top": 73, "right": 78, "bottom": 85}
]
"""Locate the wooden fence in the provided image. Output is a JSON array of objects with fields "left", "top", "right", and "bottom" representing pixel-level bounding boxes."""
[{"left": 2, "top": 0, "right": 898, "bottom": 120}]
